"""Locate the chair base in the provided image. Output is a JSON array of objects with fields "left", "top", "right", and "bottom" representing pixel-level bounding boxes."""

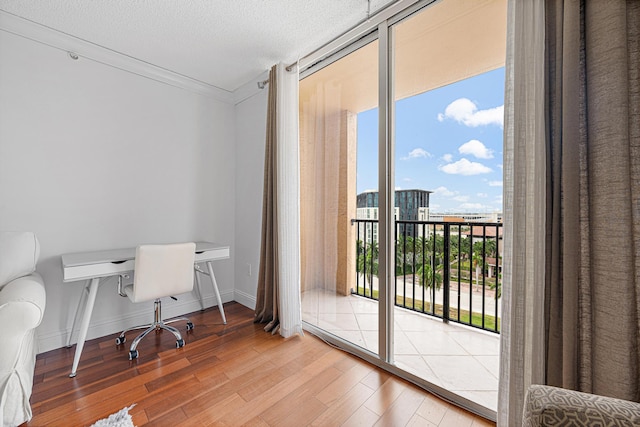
[{"left": 116, "top": 299, "right": 193, "bottom": 359}]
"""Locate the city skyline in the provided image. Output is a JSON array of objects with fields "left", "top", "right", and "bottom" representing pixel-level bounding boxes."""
[{"left": 356, "top": 67, "right": 505, "bottom": 213}]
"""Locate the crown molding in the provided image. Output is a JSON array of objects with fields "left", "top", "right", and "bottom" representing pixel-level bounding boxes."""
[
  {"left": 233, "top": 70, "right": 269, "bottom": 105},
  {"left": 0, "top": 10, "right": 235, "bottom": 104}
]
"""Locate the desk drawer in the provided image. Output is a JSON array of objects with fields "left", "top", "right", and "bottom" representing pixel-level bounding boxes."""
[
  {"left": 195, "top": 247, "right": 230, "bottom": 262},
  {"left": 63, "top": 259, "right": 135, "bottom": 282}
]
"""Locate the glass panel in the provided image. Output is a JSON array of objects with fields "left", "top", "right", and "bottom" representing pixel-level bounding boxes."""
[
  {"left": 391, "top": 0, "right": 506, "bottom": 412},
  {"left": 299, "top": 40, "right": 379, "bottom": 354}
]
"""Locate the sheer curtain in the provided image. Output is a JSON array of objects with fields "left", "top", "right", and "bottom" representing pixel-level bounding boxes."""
[
  {"left": 498, "top": 0, "right": 547, "bottom": 425},
  {"left": 254, "top": 63, "right": 303, "bottom": 339}
]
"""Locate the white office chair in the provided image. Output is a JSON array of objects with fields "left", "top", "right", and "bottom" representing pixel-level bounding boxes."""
[{"left": 116, "top": 242, "right": 196, "bottom": 360}]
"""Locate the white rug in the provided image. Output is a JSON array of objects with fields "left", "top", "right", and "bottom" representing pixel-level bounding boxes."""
[{"left": 90, "top": 405, "right": 136, "bottom": 427}]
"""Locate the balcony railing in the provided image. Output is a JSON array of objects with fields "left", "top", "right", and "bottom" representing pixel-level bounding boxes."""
[{"left": 352, "top": 219, "right": 502, "bottom": 334}]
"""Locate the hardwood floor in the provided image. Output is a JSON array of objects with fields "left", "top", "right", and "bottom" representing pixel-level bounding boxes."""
[{"left": 26, "top": 302, "right": 496, "bottom": 426}]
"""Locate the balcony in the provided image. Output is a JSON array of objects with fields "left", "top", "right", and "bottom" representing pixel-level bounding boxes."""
[
  {"left": 302, "top": 220, "right": 502, "bottom": 412},
  {"left": 355, "top": 220, "right": 502, "bottom": 334}
]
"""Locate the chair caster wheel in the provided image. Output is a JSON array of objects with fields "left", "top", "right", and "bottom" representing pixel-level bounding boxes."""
[
  {"left": 176, "top": 339, "right": 185, "bottom": 348},
  {"left": 128, "top": 350, "right": 138, "bottom": 360},
  {"left": 116, "top": 336, "right": 126, "bottom": 345},
  {"left": 186, "top": 322, "right": 194, "bottom": 331}
]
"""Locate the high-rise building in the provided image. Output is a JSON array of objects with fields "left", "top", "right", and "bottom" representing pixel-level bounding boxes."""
[
  {"left": 356, "top": 189, "right": 431, "bottom": 220},
  {"left": 355, "top": 189, "right": 431, "bottom": 242}
]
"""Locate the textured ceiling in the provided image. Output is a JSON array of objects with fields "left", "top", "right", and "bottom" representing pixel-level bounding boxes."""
[{"left": 0, "top": 0, "right": 398, "bottom": 92}]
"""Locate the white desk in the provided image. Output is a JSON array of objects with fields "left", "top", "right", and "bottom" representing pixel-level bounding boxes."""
[{"left": 61, "top": 241, "right": 230, "bottom": 377}]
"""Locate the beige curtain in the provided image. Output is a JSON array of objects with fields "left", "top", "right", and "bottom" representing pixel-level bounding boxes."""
[
  {"left": 255, "top": 65, "right": 279, "bottom": 332},
  {"left": 254, "top": 64, "right": 304, "bottom": 338},
  {"left": 500, "top": 1, "right": 640, "bottom": 424},
  {"left": 544, "top": 0, "right": 640, "bottom": 400}
]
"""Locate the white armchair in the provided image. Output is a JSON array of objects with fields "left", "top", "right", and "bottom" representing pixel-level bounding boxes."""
[{"left": 0, "top": 232, "right": 46, "bottom": 427}]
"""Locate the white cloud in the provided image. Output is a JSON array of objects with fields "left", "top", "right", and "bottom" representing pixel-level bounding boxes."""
[
  {"left": 497, "top": 164, "right": 503, "bottom": 170},
  {"left": 488, "top": 180, "right": 503, "bottom": 187},
  {"left": 453, "top": 195, "right": 470, "bottom": 202},
  {"left": 442, "top": 153, "right": 453, "bottom": 162},
  {"left": 458, "top": 139, "right": 494, "bottom": 159},
  {"left": 439, "top": 158, "right": 492, "bottom": 175},
  {"left": 477, "top": 192, "right": 488, "bottom": 198},
  {"left": 395, "top": 186, "right": 402, "bottom": 190},
  {"left": 402, "top": 177, "right": 413, "bottom": 182},
  {"left": 433, "top": 186, "right": 456, "bottom": 197},
  {"left": 402, "top": 148, "right": 431, "bottom": 160},
  {"left": 438, "top": 98, "right": 504, "bottom": 127}
]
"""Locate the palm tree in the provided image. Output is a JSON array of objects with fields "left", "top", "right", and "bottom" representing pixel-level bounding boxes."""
[
  {"left": 415, "top": 261, "right": 443, "bottom": 291},
  {"left": 459, "top": 236, "right": 472, "bottom": 261},
  {"left": 471, "top": 251, "right": 483, "bottom": 292},
  {"left": 471, "top": 241, "right": 487, "bottom": 292},
  {"left": 395, "top": 234, "right": 415, "bottom": 276},
  {"left": 414, "top": 233, "right": 444, "bottom": 292},
  {"left": 484, "top": 238, "right": 498, "bottom": 258},
  {"left": 426, "top": 233, "right": 445, "bottom": 262},
  {"left": 356, "top": 240, "right": 379, "bottom": 294},
  {"left": 488, "top": 256, "right": 502, "bottom": 298}
]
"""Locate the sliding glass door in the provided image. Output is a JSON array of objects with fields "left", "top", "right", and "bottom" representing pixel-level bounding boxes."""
[
  {"left": 391, "top": 0, "right": 506, "bottom": 411},
  {"left": 299, "top": 0, "right": 506, "bottom": 416},
  {"left": 299, "top": 39, "right": 380, "bottom": 354}
]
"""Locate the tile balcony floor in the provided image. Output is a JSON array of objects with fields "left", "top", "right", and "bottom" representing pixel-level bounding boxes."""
[{"left": 302, "top": 289, "right": 499, "bottom": 413}]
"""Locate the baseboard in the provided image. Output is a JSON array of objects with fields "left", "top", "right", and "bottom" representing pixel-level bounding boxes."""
[
  {"left": 233, "top": 289, "right": 256, "bottom": 310},
  {"left": 37, "top": 290, "right": 234, "bottom": 354}
]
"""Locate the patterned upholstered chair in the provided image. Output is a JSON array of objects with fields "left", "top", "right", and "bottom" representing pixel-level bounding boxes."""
[{"left": 523, "top": 384, "right": 640, "bottom": 426}]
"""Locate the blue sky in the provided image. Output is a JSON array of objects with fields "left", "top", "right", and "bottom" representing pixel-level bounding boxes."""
[{"left": 356, "top": 67, "right": 505, "bottom": 213}]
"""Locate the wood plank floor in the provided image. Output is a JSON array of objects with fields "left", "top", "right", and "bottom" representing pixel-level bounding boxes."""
[{"left": 25, "top": 302, "right": 496, "bottom": 427}]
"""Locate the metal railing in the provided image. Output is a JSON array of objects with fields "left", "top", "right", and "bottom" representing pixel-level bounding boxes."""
[{"left": 352, "top": 219, "right": 502, "bottom": 334}]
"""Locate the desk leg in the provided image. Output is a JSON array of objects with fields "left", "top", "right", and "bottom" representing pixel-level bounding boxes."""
[
  {"left": 66, "top": 280, "right": 90, "bottom": 348},
  {"left": 69, "top": 277, "right": 100, "bottom": 378},
  {"left": 194, "top": 267, "right": 205, "bottom": 311},
  {"left": 206, "top": 261, "right": 227, "bottom": 324}
]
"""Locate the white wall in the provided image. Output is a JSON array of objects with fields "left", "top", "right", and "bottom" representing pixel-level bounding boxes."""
[
  {"left": 233, "top": 83, "right": 268, "bottom": 309},
  {"left": 0, "top": 29, "right": 236, "bottom": 352}
]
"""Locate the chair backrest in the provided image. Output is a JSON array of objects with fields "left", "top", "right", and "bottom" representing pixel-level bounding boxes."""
[
  {"left": 130, "top": 242, "right": 196, "bottom": 303},
  {"left": 0, "top": 231, "right": 40, "bottom": 288}
]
